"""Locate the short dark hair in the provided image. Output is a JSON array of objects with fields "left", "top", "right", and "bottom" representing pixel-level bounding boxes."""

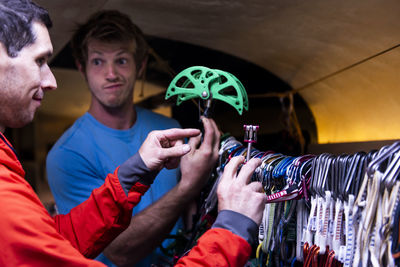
[
  {"left": 71, "top": 10, "right": 148, "bottom": 71},
  {"left": 0, "top": 0, "right": 52, "bottom": 57}
]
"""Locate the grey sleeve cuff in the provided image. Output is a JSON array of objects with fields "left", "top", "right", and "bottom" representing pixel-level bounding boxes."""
[
  {"left": 211, "top": 210, "right": 258, "bottom": 247},
  {"left": 117, "top": 152, "right": 159, "bottom": 195}
]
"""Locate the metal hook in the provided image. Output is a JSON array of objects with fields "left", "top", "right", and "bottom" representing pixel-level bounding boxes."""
[
  {"left": 367, "top": 141, "right": 400, "bottom": 178},
  {"left": 243, "top": 125, "right": 259, "bottom": 162}
]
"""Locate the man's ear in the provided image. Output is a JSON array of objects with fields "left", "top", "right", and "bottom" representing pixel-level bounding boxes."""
[
  {"left": 137, "top": 55, "right": 148, "bottom": 79},
  {"left": 76, "top": 60, "right": 85, "bottom": 76}
]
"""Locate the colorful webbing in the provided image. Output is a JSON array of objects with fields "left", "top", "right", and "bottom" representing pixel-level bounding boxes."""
[{"left": 216, "top": 135, "right": 400, "bottom": 265}]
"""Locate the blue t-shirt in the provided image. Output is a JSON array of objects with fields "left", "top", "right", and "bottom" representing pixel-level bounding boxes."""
[{"left": 46, "top": 107, "right": 182, "bottom": 266}]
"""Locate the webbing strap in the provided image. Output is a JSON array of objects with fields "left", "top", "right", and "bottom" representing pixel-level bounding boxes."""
[
  {"left": 304, "top": 196, "right": 318, "bottom": 245},
  {"left": 332, "top": 200, "right": 343, "bottom": 260},
  {"left": 319, "top": 191, "right": 332, "bottom": 255},
  {"left": 352, "top": 173, "right": 368, "bottom": 267},
  {"left": 361, "top": 172, "right": 382, "bottom": 267},
  {"left": 315, "top": 196, "right": 324, "bottom": 249},
  {"left": 343, "top": 195, "right": 355, "bottom": 267},
  {"left": 327, "top": 199, "right": 335, "bottom": 252},
  {"left": 379, "top": 181, "right": 400, "bottom": 265},
  {"left": 263, "top": 203, "right": 276, "bottom": 253}
]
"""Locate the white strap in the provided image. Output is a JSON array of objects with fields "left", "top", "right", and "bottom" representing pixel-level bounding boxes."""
[
  {"left": 319, "top": 191, "right": 331, "bottom": 254},
  {"left": 327, "top": 198, "right": 335, "bottom": 251},
  {"left": 304, "top": 196, "right": 317, "bottom": 245},
  {"left": 353, "top": 173, "right": 369, "bottom": 267},
  {"left": 333, "top": 199, "right": 343, "bottom": 260},
  {"left": 314, "top": 196, "right": 324, "bottom": 248},
  {"left": 343, "top": 195, "right": 355, "bottom": 267}
]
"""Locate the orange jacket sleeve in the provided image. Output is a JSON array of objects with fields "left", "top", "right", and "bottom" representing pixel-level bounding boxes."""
[
  {"left": 54, "top": 168, "right": 149, "bottom": 258},
  {"left": 0, "top": 134, "right": 149, "bottom": 266},
  {"left": 175, "top": 210, "right": 259, "bottom": 267},
  {"left": 175, "top": 228, "right": 252, "bottom": 267}
]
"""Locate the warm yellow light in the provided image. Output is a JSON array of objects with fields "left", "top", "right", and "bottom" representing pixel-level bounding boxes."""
[{"left": 300, "top": 49, "right": 400, "bottom": 144}]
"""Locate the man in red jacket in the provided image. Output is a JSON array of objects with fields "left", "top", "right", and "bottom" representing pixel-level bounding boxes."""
[{"left": 0, "top": 0, "right": 267, "bottom": 266}]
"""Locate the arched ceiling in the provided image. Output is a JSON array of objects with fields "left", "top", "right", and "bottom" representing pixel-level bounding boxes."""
[{"left": 37, "top": 0, "right": 400, "bottom": 144}]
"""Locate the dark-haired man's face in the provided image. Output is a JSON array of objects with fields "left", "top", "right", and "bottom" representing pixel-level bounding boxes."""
[{"left": 0, "top": 22, "right": 57, "bottom": 132}]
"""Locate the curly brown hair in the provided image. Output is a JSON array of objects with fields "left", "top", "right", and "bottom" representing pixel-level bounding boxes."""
[{"left": 71, "top": 10, "right": 148, "bottom": 72}]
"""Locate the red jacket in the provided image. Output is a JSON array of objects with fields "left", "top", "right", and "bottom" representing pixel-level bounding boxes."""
[
  {"left": 175, "top": 228, "right": 251, "bottom": 266},
  {"left": 0, "top": 133, "right": 251, "bottom": 266}
]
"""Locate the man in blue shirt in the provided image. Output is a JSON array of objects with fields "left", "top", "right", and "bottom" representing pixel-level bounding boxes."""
[{"left": 46, "top": 10, "right": 220, "bottom": 266}]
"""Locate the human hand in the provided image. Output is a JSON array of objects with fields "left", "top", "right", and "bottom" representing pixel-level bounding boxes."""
[
  {"left": 179, "top": 117, "right": 221, "bottom": 193},
  {"left": 217, "top": 156, "right": 267, "bottom": 225},
  {"left": 139, "top": 128, "right": 201, "bottom": 171}
]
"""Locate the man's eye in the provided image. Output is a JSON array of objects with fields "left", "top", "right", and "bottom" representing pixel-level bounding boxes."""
[
  {"left": 36, "top": 58, "right": 46, "bottom": 66},
  {"left": 92, "top": 59, "right": 102, "bottom": 65},
  {"left": 117, "top": 58, "right": 128, "bottom": 65}
]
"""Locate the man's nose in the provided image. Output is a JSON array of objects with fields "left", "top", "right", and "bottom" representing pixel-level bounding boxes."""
[
  {"left": 105, "top": 63, "right": 118, "bottom": 81},
  {"left": 41, "top": 64, "right": 57, "bottom": 91}
]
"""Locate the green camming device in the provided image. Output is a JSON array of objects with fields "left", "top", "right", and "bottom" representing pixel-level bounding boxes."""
[{"left": 165, "top": 66, "right": 248, "bottom": 117}]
